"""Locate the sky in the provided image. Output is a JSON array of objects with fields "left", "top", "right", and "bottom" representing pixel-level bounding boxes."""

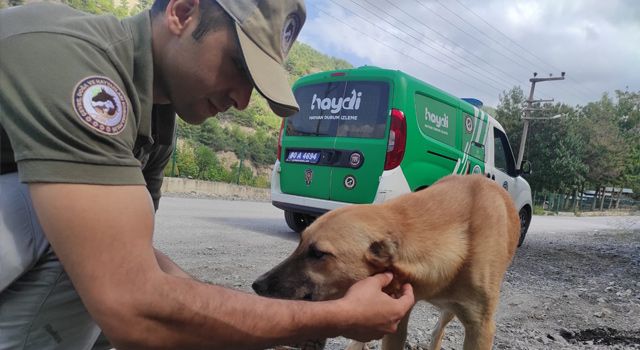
[{"left": 297, "top": 0, "right": 640, "bottom": 108}]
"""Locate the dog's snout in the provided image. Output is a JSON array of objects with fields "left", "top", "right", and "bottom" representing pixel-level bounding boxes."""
[{"left": 252, "top": 279, "right": 266, "bottom": 295}]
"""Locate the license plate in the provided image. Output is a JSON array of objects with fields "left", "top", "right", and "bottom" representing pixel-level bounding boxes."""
[{"left": 285, "top": 150, "right": 321, "bottom": 164}]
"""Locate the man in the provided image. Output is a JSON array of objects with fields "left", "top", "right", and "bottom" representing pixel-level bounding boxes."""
[{"left": 0, "top": 0, "right": 415, "bottom": 349}]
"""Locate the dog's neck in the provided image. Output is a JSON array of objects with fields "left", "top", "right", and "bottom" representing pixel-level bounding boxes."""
[{"left": 382, "top": 266, "right": 410, "bottom": 297}]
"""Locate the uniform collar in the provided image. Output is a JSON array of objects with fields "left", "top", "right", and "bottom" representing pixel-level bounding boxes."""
[{"left": 123, "top": 11, "right": 176, "bottom": 146}]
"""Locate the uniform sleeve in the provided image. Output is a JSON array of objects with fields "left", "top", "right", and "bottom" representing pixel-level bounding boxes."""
[
  {"left": 0, "top": 32, "right": 145, "bottom": 185},
  {"left": 144, "top": 143, "right": 173, "bottom": 211}
]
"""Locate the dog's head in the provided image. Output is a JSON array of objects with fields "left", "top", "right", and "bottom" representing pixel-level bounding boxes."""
[{"left": 253, "top": 205, "right": 402, "bottom": 301}]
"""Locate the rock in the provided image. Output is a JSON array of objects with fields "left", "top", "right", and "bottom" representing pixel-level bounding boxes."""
[
  {"left": 594, "top": 311, "right": 605, "bottom": 318},
  {"left": 605, "top": 286, "right": 615, "bottom": 292},
  {"left": 597, "top": 297, "right": 606, "bottom": 303},
  {"left": 559, "top": 327, "right": 575, "bottom": 339}
]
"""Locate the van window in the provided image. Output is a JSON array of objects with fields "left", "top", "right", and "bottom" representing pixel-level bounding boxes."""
[
  {"left": 286, "top": 81, "right": 390, "bottom": 139},
  {"left": 493, "top": 128, "right": 517, "bottom": 176}
]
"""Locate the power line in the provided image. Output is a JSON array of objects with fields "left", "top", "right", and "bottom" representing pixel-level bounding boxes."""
[
  {"left": 378, "top": 0, "right": 525, "bottom": 87},
  {"left": 308, "top": 3, "right": 501, "bottom": 101},
  {"left": 409, "top": 0, "right": 588, "bottom": 103},
  {"left": 326, "top": 0, "right": 507, "bottom": 93},
  {"left": 454, "top": 0, "right": 600, "bottom": 100},
  {"left": 433, "top": 0, "right": 544, "bottom": 70},
  {"left": 339, "top": 0, "right": 516, "bottom": 91}
]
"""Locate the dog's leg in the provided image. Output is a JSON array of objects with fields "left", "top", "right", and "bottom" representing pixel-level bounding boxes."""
[
  {"left": 456, "top": 301, "right": 498, "bottom": 350},
  {"left": 461, "top": 318, "right": 496, "bottom": 350},
  {"left": 380, "top": 312, "right": 411, "bottom": 350},
  {"left": 428, "top": 309, "right": 455, "bottom": 350}
]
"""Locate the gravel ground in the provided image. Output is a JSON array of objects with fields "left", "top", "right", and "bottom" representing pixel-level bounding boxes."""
[{"left": 155, "top": 196, "right": 640, "bottom": 349}]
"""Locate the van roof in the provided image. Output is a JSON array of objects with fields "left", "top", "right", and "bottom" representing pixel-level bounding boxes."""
[{"left": 294, "top": 66, "right": 505, "bottom": 132}]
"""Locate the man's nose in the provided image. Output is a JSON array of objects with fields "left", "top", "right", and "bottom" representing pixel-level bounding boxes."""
[{"left": 232, "top": 82, "right": 253, "bottom": 110}]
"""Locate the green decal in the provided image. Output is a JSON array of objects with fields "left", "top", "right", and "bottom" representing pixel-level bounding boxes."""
[
  {"left": 462, "top": 111, "right": 487, "bottom": 161},
  {"left": 415, "top": 94, "right": 457, "bottom": 146}
]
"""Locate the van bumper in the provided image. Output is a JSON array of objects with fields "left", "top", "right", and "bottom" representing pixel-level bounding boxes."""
[
  {"left": 271, "top": 160, "right": 349, "bottom": 216},
  {"left": 271, "top": 161, "right": 413, "bottom": 216}
]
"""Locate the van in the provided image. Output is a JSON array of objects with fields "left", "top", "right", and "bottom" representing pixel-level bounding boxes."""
[{"left": 271, "top": 66, "right": 533, "bottom": 246}]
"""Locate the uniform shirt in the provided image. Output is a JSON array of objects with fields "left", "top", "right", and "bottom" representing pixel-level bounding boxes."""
[{"left": 0, "top": 3, "right": 175, "bottom": 210}]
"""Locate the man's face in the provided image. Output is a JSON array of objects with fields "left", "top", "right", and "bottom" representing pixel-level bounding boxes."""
[{"left": 157, "top": 21, "right": 254, "bottom": 125}]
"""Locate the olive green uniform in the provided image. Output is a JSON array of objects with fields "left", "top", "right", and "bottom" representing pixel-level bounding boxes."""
[{"left": 0, "top": 3, "right": 174, "bottom": 349}]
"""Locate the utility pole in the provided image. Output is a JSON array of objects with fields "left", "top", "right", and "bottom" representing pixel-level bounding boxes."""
[{"left": 516, "top": 72, "right": 566, "bottom": 169}]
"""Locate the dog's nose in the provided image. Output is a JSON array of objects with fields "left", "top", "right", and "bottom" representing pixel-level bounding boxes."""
[{"left": 252, "top": 280, "right": 266, "bottom": 295}]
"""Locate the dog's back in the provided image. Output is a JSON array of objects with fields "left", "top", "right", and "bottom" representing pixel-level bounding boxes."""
[{"left": 378, "top": 174, "right": 519, "bottom": 300}]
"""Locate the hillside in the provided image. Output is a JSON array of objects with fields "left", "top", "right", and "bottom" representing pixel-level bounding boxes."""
[{"left": 172, "top": 42, "right": 353, "bottom": 186}]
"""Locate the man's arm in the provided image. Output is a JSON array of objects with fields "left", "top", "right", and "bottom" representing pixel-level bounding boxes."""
[
  {"left": 30, "top": 183, "right": 414, "bottom": 350},
  {"left": 154, "top": 248, "right": 192, "bottom": 279}
]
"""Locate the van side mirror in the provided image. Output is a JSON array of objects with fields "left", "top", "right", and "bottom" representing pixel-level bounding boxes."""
[{"left": 519, "top": 160, "right": 532, "bottom": 175}]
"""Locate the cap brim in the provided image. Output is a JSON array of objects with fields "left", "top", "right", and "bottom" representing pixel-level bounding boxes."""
[{"left": 235, "top": 23, "right": 299, "bottom": 117}]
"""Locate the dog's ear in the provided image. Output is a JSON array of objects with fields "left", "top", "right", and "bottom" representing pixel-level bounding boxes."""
[{"left": 366, "top": 238, "right": 397, "bottom": 269}]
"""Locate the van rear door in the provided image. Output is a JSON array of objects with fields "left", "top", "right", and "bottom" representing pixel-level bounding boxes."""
[{"left": 280, "top": 80, "right": 390, "bottom": 204}]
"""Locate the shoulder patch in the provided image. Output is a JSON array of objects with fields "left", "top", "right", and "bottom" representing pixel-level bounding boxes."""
[{"left": 72, "top": 76, "right": 128, "bottom": 135}]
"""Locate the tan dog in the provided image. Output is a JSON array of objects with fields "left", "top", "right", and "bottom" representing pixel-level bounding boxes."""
[{"left": 253, "top": 174, "right": 520, "bottom": 350}]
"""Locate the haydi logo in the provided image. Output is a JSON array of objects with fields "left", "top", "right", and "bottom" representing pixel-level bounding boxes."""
[
  {"left": 425, "top": 107, "right": 449, "bottom": 129},
  {"left": 311, "top": 89, "right": 363, "bottom": 114}
]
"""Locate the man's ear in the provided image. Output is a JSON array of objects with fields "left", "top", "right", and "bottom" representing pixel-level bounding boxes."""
[
  {"left": 164, "top": 0, "right": 200, "bottom": 36},
  {"left": 366, "top": 238, "right": 397, "bottom": 269}
]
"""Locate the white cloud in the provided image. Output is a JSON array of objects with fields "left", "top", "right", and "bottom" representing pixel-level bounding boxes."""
[{"left": 299, "top": 0, "right": 640, "bottom": 107}]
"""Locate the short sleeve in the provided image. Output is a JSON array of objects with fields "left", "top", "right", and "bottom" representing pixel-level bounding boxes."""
[{"left": 0, "top": 31, "right": 145, "bottom": 185}]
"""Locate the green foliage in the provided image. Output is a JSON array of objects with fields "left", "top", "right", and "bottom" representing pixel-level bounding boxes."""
[
  {"left": 63, "top": 0, "right": 130, "bottom": 18},
  {"left": 175, "top": 140, "right": 199, "bottom": 178},
  {"left": 494, "top": 86, "right": 526, "bottom": 147},
  {"left": 495, "top": 86, "right": 640, "bottom": 199},
  {"left": 286, "top": 42, "right": 353, "bottom": 81}
]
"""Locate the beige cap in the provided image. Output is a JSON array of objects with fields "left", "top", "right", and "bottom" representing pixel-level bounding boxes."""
[{"left": 216, "top": 0, "right": 306, "bottom": 117}]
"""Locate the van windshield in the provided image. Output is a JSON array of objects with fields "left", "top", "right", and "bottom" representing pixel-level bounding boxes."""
[{"left": 286, "top": 81, "right": 390, "bottom": 138}]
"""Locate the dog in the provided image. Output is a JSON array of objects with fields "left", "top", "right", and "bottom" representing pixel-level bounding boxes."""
[{"left": 253, "top": 174, "right": 520, "bottom": 350}]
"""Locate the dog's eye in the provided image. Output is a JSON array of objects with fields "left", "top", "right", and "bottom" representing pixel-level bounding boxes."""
[{"left": 308, "top": 245, "right": 327, "bottom": 259}]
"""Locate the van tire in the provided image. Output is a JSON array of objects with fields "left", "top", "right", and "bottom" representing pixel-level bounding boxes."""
[
  {"left": 284, "top": 211, "right": 312, "bottom": 233},
  {"left": 518, "top": 207, "right": 531, "bottom": 247}
]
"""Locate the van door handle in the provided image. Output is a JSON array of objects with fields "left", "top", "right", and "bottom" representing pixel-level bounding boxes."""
[{"left": 492, "top": 175, "right": 496, "bottom": 181}]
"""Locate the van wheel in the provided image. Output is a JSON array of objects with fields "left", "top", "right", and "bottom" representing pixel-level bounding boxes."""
[
  {"left": 284, "top": 211, "right": 313, "bottom": 234},
  {"left": 518, "top": 207, "right": 531, "bottom": 247}
]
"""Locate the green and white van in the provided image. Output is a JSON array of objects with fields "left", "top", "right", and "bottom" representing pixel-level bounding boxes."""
[{"left": 271, "top": 66, "right": 533, "bottom": 246}]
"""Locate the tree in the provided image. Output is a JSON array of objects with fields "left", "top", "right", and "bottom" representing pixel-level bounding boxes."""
[
  {"left": 495, "top": 86, "right": 526, "bottom": 148},
  {"left": 195, "top": 145, "right": 217, "bottom": 180},
  {"left": 614, "top": 90, "right": 640, "bottom": 197},
  {"left": 175, "top": 140, "right": 199, "bottom": 178},
  {"left": 525, "top": 104, "right": 587, "bottom": 193},
  {"left": 578, "top": 94, "right": 628, "bottom": 209}
]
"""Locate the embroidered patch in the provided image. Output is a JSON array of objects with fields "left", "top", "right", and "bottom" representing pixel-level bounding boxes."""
[
  {"left": 281, "top": 13, "right": 300, "bottom": 56},
  {"left": 72, "top": 76, "right": 128, "bottom": 135}
]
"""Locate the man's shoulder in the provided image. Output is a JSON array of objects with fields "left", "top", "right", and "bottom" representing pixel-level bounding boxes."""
[{"left": 0, "top": 3, "right": 128, "bottom": 46}]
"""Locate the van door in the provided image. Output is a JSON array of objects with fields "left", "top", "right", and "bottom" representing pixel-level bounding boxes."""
[
  {"left": 488, "top": 127, "right": 518, "bottom": 195},
  {"left": 329, "top": 81, "right": 390, "bottom": 204},
  {"left": 280, "top": 81, "right": 390, "bottom": 204}
]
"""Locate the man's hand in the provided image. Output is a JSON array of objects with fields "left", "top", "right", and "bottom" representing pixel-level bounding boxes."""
[{"left": 336, "top": 273, "right": 415, "bottom": 342}]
